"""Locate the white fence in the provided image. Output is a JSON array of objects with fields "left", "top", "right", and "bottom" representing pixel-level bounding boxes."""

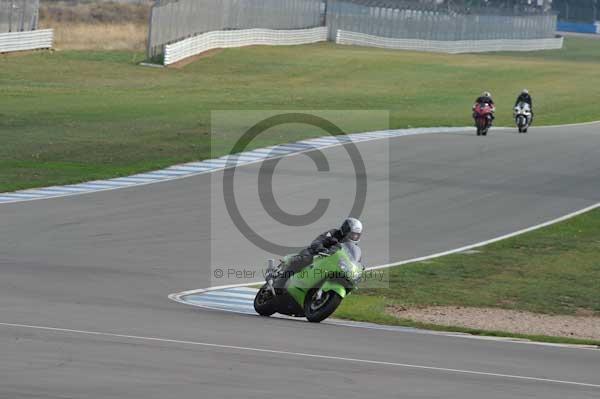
[
  {"left": 164, "top": 27, "right": 327, "bottom": 65},
  {"left": 162, "top": 24, "right": 563, "bottom": 65},
  {"left": 336, "top": 30, "right": 564, "bottom": 54},
  {"left": 0, "top": 29, "right": 52, "bottom": 53},
  {"left": 149, "top": 0, "right": 323, "bottom": 58}
]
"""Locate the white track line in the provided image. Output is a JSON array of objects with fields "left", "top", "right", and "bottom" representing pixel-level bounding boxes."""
[
  {"left": 170, "top": 200, "right": 600, "bottom": 293},
  {"left": 0, "top": 322, "right": 598, "bottom": 389},
  {"left": 368, "top": 201, "right": 600, "bottom": 271},
  {"left": 0, "top": 127, "right": 465, "bottom": 205},
  {"left": 170, "top": 289, "right": 599, "bottom": 351},
  {"left": 169, "top": 164, "right": 600, "bottom": 348},
  {"left": 1, "top": 120, "right": 599, "bottom": 205}
]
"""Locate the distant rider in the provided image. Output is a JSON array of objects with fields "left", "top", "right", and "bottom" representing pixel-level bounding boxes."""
[
  {"left": 514, "top": 89, "right": 533, "bottom": 124},
  {"left": 473, "top": 91, "right": 496, "bottom": 124},
  {"left": 268, "top": 218, "right": 363, "bottom": 284}
]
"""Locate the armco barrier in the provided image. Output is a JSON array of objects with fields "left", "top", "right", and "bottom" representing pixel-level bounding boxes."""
[
  {"left": 0, "top": 29, "right": 53, "bottom": 53},
  {"left": 336, "top": 30, "right": 564, "bottom": 54},
  {"left": 163, "top": 27, "right": 327, "bottom": 65}
]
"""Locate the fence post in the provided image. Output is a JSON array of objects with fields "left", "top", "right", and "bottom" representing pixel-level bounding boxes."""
[
  {"left": 146, "top": 2, "right": 156, "bottom": 59},
  {"left": 32, "top": 0, "right": 39, "bottom": 30},
  {"left": 8, "top": 0, "right": 13, "bottom": 32},
  {"left": 327, "top": 0, "right": 335, "bottom": 41},
  {"left": 18, "top": 0, "right": 24, "bottom": 31}
]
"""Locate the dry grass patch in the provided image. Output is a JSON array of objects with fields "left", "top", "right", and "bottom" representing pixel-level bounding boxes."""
[
  {"left": 40, "top": 1, "right": 150, "bottom": 25},
  {"left": 39, "top": 1, "right": 150, "bottom": 51},
  {"left": 387, "top": 305, "right": 600, "bottom": 341},
  {"left": 47, "top": 22, "right": 147, "bottom": 51}
]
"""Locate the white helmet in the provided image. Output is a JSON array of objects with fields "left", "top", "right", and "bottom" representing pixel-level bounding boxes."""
[
  {"left": 340, "top": 218, "right": 363, "bottom": 243},
  {"left": 482, "top": 91, "right": 492, "bottom": 98},
  {"left": 522, "top": 89, "right": 529, "bottom": 94}
]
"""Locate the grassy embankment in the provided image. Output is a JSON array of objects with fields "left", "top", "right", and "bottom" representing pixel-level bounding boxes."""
[
  {"left": 336, "top": 208, "right": 600, "bottom": 346},
  {"left": 1, "top": 37, "right": 600, "bottom": 192}
]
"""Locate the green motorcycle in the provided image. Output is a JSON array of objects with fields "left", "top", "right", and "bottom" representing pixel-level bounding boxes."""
[{"left": 253, "top": 241, "right": 364, "bottom": 323}]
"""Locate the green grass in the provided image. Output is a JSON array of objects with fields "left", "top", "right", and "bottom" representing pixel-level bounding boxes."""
[
  {"left": 1, "top": 37, "right": 600, "bottom": 192},
  {"left": 335, "top": 208, "right": 600, "bottom": 346}
]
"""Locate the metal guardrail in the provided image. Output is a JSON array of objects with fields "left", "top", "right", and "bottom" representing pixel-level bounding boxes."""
[
  {"left": 336, "top": 30, "right": 564, "bottom": 53},
  {"left": 0, "top": 28, "right": 52, "bottom": 52},
  {"left": 164, "top": 27, "right": 327, "bottom": 65}
]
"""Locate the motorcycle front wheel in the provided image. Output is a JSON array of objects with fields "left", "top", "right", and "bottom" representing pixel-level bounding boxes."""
[
  {"left": 517, "top": 116, "right": 526, "bottom": 133},
  {"left": 254, "top": 284, "right": 277, "bottom": 316},
  {"left": 304, "top": 289, "right": 343, "bottom": 323}
]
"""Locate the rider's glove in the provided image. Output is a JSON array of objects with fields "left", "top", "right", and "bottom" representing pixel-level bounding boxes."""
[
  {"left": 327, "top": 236, "right": 339, "bottom": 246},
  {"left": 310, "top": 243, "right": 325, "bottom": 255}
]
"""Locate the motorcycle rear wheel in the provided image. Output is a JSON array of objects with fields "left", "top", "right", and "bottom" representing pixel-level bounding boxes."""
[
  {"left": 254, "top": 284, "right": 277, "bottom": 316},
  {"left": 304, "top": 289, "right": 343, "bottom": 323}
]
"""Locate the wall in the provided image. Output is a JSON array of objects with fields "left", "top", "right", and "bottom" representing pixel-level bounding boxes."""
[
  {"left": 0, "top": 28, "right": 53, "bottom": 52},
  {"left": 336, "top": 30, "right": 564, "bottom": 54},
  {"left": 557, "top": 21, "right": 598, "bottom": 33},
  {"left": 164, "top": 27, "right": 327, "bottom": 65}
]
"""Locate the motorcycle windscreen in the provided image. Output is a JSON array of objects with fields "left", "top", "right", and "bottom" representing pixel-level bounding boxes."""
[{"left": 342, "top": 241, "right": 361, "bottom": 263}]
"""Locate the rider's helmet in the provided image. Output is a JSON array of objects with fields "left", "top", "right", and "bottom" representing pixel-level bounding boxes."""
[
  {"left": 522, "top": 89, "right": 529, "bottom": 94},
  {"left": 482, "top": 91, "right": 492, "bottom": 98},
  {"left": 340, "top": 218, "right": 363, "bottom": 243}
]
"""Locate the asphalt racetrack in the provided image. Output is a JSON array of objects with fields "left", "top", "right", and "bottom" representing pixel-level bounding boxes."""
[{"left": 1, "top": 123, "right": 600, "bottom": 398}]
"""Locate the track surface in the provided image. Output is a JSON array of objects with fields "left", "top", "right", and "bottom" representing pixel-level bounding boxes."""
[{"left": 1, "top": 124, "right": 600, "bottom": 398}]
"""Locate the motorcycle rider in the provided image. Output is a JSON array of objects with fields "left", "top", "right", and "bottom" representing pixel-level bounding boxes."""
[
  {"left": 475, "top": 91, "right": 495, "bottom": 107},
  {"left": 473, "top": 91, "right": 496, "bottom": 123},
  {"left": 268, "top": 218, "right": 363, "bottom": 285},
  {"left": 514, "top": 89, "right": 533, "bottom": 124}
]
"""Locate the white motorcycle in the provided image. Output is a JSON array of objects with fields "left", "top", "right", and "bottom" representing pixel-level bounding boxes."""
[{"left": 514, "top": 102, "right": 532, "bottom": 133}]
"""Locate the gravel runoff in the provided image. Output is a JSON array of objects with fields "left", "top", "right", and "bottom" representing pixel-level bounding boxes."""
[{"left": 387, "top": 306, "right": 600, "bottom": 341}]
